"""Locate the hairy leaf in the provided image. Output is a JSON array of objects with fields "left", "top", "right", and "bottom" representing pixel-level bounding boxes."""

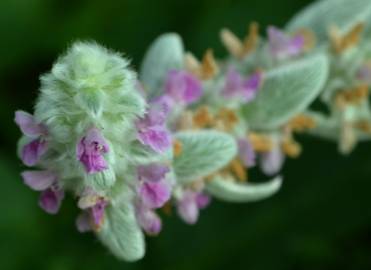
[
  {"left": 139, "top": 33, "right": 184, "bottom": 97},
  {"left": 174, "top": 131, "right": 237, "bottom": 184},
  {"left": 286, "top": 0, "right": 371, "bottom": 43},
  {"left": 206, "top": 175, "right": 282, "bottom": 203},
  {"left": 97, "top": 202, "right": 145, "bottom": 262},
  {"left": 241, "top": 54, "right": 328, "bottom": 130}
]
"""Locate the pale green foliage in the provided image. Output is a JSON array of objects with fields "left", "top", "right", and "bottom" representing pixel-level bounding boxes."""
[
  {"left": 241, "top": 54, "right": 329, "bottom": 130},
  {"left": 34, "top": 41, "right": 147, "bottom": 190},
  {"left": 286, "top": 0, "right": 371, "bottom": 43},
  {"left": 97, "top": 201, "right": 145, "bottom": 261},
  {"left": 206, "top": 175, "right": 282, "bottom": 203},
  {"left": 140, "top": 33, "right": 184, "bottom": 98},
  {"left": 173, "top": 131, "right": 237, "bottom": 185}
]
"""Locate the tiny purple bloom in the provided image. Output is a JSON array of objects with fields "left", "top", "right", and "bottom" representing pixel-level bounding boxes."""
[
  {"left": 39, "top": 187, "right": 65, "bottom": 215},
  {"left": 222, "top": 67, "right": 262, "bottom": 102},
  {"left": 260, "top": 144, "right": 285, "bottom": 176},
  {"left": 177, "top": 190, "right": 211, "bottom": 225},
  {"left": 139, "top": 180, "right": 171, "bottom": 209},
  {"left": 15, "top": 110, "right": 48, "bottom": 166},
  {"left": 21, "top": 170, "right": 57, "bottom": 191},
  {"left": 21, "top": 139, "right": 48, "bottom": 167},
  {"left": 91, "top": 198, "right": 108, "bottom": 229},
  {"left": 135, "top": 203, "right": 162, "bottom": 235},
  {"left": 136, "top": 103, "right": 172, "bottom": 153},
  {"left": 237, "top": 138, "right": 256, "bottom": 168},
  {"left": 77, "top": 128, "right": 110, "bottom": 174},
  {"left": 177, "top": 191, "right": 199, "bottom": 225},
  {"left": 14, "top": 110, "right": 47, "bottom": 137},
  {"left": 165, "top": 70, "right": 202, "bottom": 104},
  {"left": 268, "top": 26, "right": 305, "bottom": 59},
  {"left": 137, "top": 163, "right": 170, "bottom": 182},
  {"left": 196, "top": 193, "right": 211, "bottom": 209}
]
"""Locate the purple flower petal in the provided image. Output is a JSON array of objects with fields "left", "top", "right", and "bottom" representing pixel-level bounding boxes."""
[
  {"left": 268, "top": 26, "right": 304, "bottom": 59},
  {"left": 177, "top": 191, "right": 199, "bottom": 225},
  {"left": 139, "top": 180, "right": 171, "bottom": 209},
  {"left": 91, "top": 199, "right": 108, "bottom": 229},
  {"left": 238, "top": 138, "right": 256, "bottom": 168},
  {"left": 196, "top": 193, "right": 211, "bottom": 209},
  {"left": 260, "top": 144, "right": 285, "bottom": 176},
  {"left": 39, "top": 187, "right": 65, "bottom": 214},
  {"left": 137, "top": 126, "right": 172, "bottom": 153},
  {"left": 137, "top": 163, "right": 170, "bottom": 182},
  {"left": 135, "top": 203, "right": 162, "bottom": 235},
  {"left": 76, "top": 212, "right": 92, "bottom": 233},
  {"left": 222, "top": 67, "right": 261, "bottom": 102},
  {"left": 165, "top": 70, "right": 202, "bottom": 104},
  {"left": 21, "top": 138, "right": 48, "bottom": 166},
  {"left": 14, "top": 110, "right": 46, "bottom": 137},
  {"left": 21, "top": 170, "right": 57, "bottom": 191},
  {"left": 150, "top": 94, "right": 174, "bottom": 117},
  {"left": 77, "top": 128, "right": 109, "bottom": 174}
]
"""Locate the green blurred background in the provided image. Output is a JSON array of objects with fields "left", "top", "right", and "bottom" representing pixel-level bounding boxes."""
[{"left": 2, "top": 0, "right": 371, "bottom": 269}]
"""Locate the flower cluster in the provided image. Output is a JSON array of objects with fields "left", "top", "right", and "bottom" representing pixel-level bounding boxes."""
[{"left": 14, "top": 0, "right": 371, "bottom": 262}]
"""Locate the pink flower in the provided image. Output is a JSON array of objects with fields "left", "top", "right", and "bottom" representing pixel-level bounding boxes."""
[
  {"left": 136, "top": 101, "right": 172, "bottom": 153},
  {"left": 177, "top": 190, "right": 211, "bottom": 225},
  {"left": 21, "top": 170, "right": 64, "bottom": 214},
  {"left": 135, "top": 202, "right": 162, "bottom": 235},
  {"left": 268, "top": 26, "right": 305, "bottom": 60},
  {"left": 165, "top": 70, "right": 202, "bottom": 104},
  {"left": 15, "top": 111, "right": 48, "bottom": 166},
  {"left": 76, "top": 189, "right": 108, "bottom": 232},
  {"left": 77, "top": 128, "right": 110, "bottom": 174},
  {"left": 237, "top": 138, "right": 256, "bottom": 168},
  {"left": 137, "top": 163, "right": 171, "bottom": 209},
  {"left": 260, "top": 143, "right": 285, "bottom": 176},
  {"left": 222, "top": 67, "right": 262, "bottom": 102}
]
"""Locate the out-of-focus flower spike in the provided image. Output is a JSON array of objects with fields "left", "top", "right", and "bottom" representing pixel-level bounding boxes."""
[{"left": 328, "top": 22, "right": 365, "bottom": 54}]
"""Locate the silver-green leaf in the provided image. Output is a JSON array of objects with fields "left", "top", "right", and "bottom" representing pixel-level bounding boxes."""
[
  {"left": 206, "top": 175, "right": 282, "bottom": 203},
  {"left": 286, "top": 0, "right": 371, "bottom": 43},
  {"left": 173, "top": 131, "right": 237, "bottom": 185},
  {"left": 139, "top": 33, "right": 184, "bottom": 97},
  {"left": 97, "top": 202, "right": 145, "bottom": 262},
  {"left": 241, "top": 54, "right": 328, "bottom": 130}
]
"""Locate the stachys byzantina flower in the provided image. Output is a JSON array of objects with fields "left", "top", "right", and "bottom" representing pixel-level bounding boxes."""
[{"left": 15, "top": 42, "right": 160, "bottom": 261}]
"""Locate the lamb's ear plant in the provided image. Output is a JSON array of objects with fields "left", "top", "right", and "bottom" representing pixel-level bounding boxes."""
[{"left": 14, "top": 0, "right": 371, "bottom": 262}]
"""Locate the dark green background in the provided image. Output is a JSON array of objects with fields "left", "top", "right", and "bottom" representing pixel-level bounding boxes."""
[{"left": 1, "top": 0, "right": 371, "bottom": 269}]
